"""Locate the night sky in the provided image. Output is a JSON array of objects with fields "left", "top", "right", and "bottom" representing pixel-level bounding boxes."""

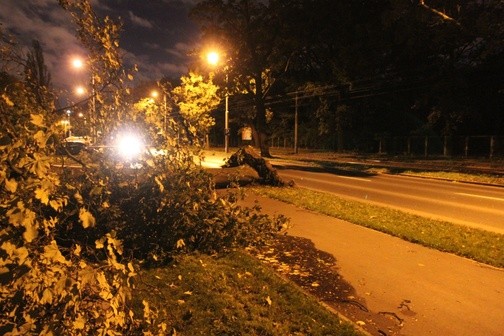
[{"left": 0, "top": 0, "right": 201, "bottom": 94}]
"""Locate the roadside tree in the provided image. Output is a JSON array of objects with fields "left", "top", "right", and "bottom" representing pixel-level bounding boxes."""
[{"left": 1, "top": 1, "right": 286, "bottom": 334}]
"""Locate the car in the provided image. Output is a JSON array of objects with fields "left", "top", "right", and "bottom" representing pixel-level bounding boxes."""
[{"left": 56, "top": 136, "right": 91, "bottom": 155}]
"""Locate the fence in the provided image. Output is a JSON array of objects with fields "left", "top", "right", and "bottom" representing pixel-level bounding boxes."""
[{"left": 270, "top": 135, "right": 504, "bottom": 159}]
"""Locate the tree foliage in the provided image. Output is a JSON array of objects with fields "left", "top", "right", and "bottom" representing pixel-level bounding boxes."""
[
  {"left": 192, "top": 0, "right": 503, "bottom": 151},
  {"left": 1, "top": 1, "right": 286, "bottom": 334},
  {"left": 173, "top": 71, "right": 220, "bottom": 143},
  {"left": 191, "top": 0, "right": 287, "bottom": 157}
]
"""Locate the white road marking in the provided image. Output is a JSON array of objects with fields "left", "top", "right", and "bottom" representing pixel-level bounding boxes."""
[
  {"left": 337, "top": 175, "right": 372, "bottom": 182},
  {"left": 455, "top": 193, "right": 504, "bottom": 202}
]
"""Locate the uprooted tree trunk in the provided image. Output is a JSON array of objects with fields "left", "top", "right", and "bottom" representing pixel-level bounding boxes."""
[{"left": 224, "top": 146, "right": 291, "bottom": 186}]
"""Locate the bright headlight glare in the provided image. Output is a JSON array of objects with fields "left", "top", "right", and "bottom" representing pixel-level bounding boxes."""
[{"left": 116, "top": 133, "right": 143, "bottom": 160}]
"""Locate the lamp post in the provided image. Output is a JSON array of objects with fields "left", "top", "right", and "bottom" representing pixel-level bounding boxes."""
[
  {"left": 207, "top": 51, "right": 230, "bottom": 153},
  {"left": 71, "top": 57, "right": 96, "bottom": 142},
  {"left": 65, "top": 109, "right": 72, "bottom": 137},
  {"left": 151, "top": 89, "right": 168, "bottom": 133}
]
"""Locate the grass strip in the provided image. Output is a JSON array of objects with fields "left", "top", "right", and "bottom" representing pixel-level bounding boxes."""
[
  {"left": 133, "top": 251, "right": 361, "bottom": 336},
  {"left": 401, "top": 170, "right": 504, "bottom": 185},
  {"left": 252, "top": 186, "right": 504, "bottom": 268}
]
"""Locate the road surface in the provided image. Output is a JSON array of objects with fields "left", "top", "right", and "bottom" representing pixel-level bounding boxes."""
[{"left": 277, "top": 168, "right": 504, "bottom": 234}]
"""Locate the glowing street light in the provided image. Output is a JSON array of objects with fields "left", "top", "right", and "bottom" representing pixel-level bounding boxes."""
[
  {"left": 206, "top": 50, "right": 230, "bottom": 153},
  {"left": 71, "top": 56, "right": 96, "bottom": 141},
  {"left": 71, "top": 58, "right": 84, "bottom": 69},
  {"left": 206, "top": 51, "right": 219, "bottom": 66},
  {"left": 75, "top": 85, "right": 86, "bottom": 96}
]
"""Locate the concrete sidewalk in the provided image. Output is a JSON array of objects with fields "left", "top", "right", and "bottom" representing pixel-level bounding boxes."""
[{"left": 240, "top": 193, "right": 504, "bottom": 336}]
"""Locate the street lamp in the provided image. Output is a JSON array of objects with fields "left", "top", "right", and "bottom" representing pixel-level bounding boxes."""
[
  {"left": 75, "top": 85, "right": 86, "bottom": 96},
  {"left": 206, "top": 51, "right": 230, "bottom": 153},
  {"left": 71, "top": 56, "right": 96, "bottom": 142},
  {"left": 65, "top": 110, "right": 72, "bottom": 137}
]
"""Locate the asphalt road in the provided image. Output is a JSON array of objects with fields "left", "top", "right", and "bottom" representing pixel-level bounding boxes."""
[{"left": 276, "top": 168, "right": 504, "bottom": 234}]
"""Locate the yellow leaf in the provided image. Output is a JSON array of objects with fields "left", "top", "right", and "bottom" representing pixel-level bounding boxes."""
[
  {"left": 79, "top": 208, "right": 96, "bottom": 228},
  {"left": 73, "top": 244, "right": 82, "bottom": 256},
  {"left": 33, "top": 130, "right": 47, "bottom": 148},
  {"left": 142, "top": 300, "right": 151, "bottom": 318},
  {"left": 23, "top": 221, "right": 38, "bottom": 243},
  {"left": 30, "top": 114, "right": 45, "bottom": 127},
  {"left": 73, "top": 315, "right": 86, "bottom": 330},
  {"left": 40, "top": 289, "right": 53, "bottom": 304},
  {"left": 44, "top": 240, "right": 70, "bottom": 265},
  {"left": 5, "top": 178, "right": 17, "bottom": 193},
  {"left": 49, "top": 199, "right": 64, "bottom": 212},
  {"left": 35, "top": 188, "right": 50, "bottom": 205},
  {"left": 265, "top": 296, "right": 272, "bottom": 306},
  {"left": 1, "top": 242, "right": 29, "bottom": 265},
  {"left": 2, "top": 93, "right": 14, "bottom": 106},
  {"left": 74, "top": 192, "right": 84, "bottom": 204},
  {"left": 96, "top": 236, "right": 105, "bottom": 249},
  {"left": 176, "top": 239, "right": 185, "bottom": 249}
]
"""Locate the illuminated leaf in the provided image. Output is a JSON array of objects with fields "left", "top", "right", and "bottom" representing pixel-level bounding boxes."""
[
  {"left": 44, "top": 240, "right": 70, "bottom": 265},
  {"left": 49, "top": 199, "right": 64, "bottom": 212},
  {"left": 35, "top": 188, "right": 50, "bottom": 205},
  {"left": 23, "top": 221, "right": 38, "bottom": 243},
  {"left": 96, "top": 236, "right": 105, "bottom": 249},
  {"left": 40, "top": 289, "right": 53, "bottom": 304},
  {"left": 1, "top": 242, "right": 29, "bottom": 265},
  {"left": 6, "top": 206, "right": 23, "bottom": 227},
  {"left": 5, "top": 178, "right": 17, "bottom": 193},
  {"left": 73, "top": 315, "right": 86, "bottom": 330},
  {"left": 74, "top": 192, "right": 84, "bottom": 204},
  {"left": 176, "top": 239, "right": 185, "bottom": 249},
  {"left": 33, "top": 130, "right": 47, "bottom": 148},
  {"left": 142, "top": 300, "right": 150, "bottom": 319},
  {"left": 97, "top": 271, "right": 112, "bottom": 299},
  {"left": 73, "top": 244, "right": 82, "bottom": 256},
  {"left": 1, "top": 93, "right": 14, "bottom": 106},
  {"left": 79, "top": 208, "right": 96, "bottom": 228},
  {"left": 30, "top": 114, "right": 45, "bottom": 127}
]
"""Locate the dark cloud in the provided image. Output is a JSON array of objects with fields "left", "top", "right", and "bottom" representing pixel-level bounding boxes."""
[{"left": 0, "top": 0, "right": 200, "bottom": 95}]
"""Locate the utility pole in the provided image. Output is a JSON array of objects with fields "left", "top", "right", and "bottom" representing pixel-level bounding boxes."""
[{"left": 294, "top": 93, "right": 299, "bottom": 154}]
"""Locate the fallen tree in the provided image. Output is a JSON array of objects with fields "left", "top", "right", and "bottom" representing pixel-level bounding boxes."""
[{"left": 224, "top": 146, "right": 292, "bottom": 186}]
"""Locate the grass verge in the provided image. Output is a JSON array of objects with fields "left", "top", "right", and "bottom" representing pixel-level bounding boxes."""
[
  {"left": 252, "top": 186, "right": 504, "bottom": 268},
  {"left": 400, "top": 170, "right": 504, "bottom": 185},
  {"left": 133, "top": 251, "right": 361, "bottom": 335}
]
